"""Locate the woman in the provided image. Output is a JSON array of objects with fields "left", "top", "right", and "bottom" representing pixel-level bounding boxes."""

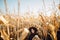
[{"left": 25, "top": 27, "right": 41, "bottom": 40}]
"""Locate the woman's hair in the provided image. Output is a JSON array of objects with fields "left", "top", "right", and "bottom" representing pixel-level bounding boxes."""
[
  {"left": 29, "top": 27, "right": 37, "bottom": 33},
  {"left": 0, "top": 32, "right": 1, "bottom": 36}
]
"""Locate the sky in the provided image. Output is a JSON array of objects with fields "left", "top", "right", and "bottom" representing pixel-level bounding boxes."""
[{"left": 0, "top": 0, "right": 60, "bottom": 16}]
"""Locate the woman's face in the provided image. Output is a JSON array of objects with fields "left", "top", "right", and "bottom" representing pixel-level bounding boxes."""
[{"left": 31, "top": 29, "right": 35, "bottom": 33}]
